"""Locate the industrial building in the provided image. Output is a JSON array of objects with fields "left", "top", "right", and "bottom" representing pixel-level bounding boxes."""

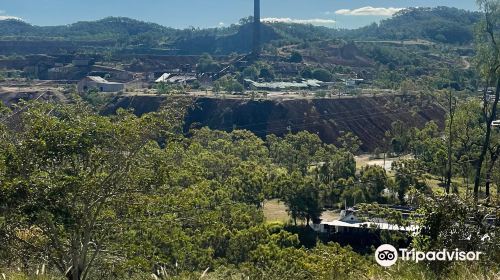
[
  {"left": 155, "top": 73, "right": 197, "bottom": 85},
  {"left": 77, "top": 76, "right": 125, "bottom": 93},
  {"left": 244, "top": 79, "right": 325, "bottom": 90},
  {"left": 310, "top": 208, "right": 419, "bottom": 235}
]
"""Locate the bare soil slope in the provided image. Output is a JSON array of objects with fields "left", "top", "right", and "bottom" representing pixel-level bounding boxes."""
[{"left": 105, "top": 95, "right": 445, "bottom": 151}]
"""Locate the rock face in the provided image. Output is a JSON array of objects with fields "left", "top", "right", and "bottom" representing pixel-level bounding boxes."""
[{"left": 105, "top": 95, "right": 446, "bottom": 152}]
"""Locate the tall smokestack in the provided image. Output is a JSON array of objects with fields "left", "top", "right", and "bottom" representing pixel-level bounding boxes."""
[{"left": 253, "top": 0, "right": 261, "bottom": 56}]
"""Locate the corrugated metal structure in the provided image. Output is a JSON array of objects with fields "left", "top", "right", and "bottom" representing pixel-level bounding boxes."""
[{"left": 77, "top": 76, "right": 125, "bottom": 93}]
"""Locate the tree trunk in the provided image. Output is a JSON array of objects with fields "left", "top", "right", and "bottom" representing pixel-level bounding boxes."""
[
  {"left": 445, "top": 89, "right": 455, "bottom": 193},
  {"left": 485, "top": 167, "right": 492, "bottom": 199},
  {"left": 474, "top": 79, "right": 500, "bottom": 199},
  {"left": 66, "top": 265, "right": 83, "bottom": 280},
  {"left": 66, "top": 238, "right": 84, "bottom": 280},
  {"left": 383, "top": 152, "right": 386, "bottom": 170},
  {"left": 497, "top": 177, "right": 500, "bottom": 206},
  {"left": 486, "top": 153, "right": 499, "bottom": 200}
]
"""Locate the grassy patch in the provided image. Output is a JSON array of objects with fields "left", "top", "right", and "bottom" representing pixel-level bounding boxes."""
[{"left": 263, "top": 199, "right": 290, "bottom": 223}]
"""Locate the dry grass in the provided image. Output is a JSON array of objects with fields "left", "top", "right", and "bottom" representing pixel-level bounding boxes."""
[
  {"left": 263, "top": 199, "right": 341, "bottom": 224},
  {"left": 355, "top": 154, "right": 411, "bottom": 171},
  {"left": 425, "top": 175, "right": 492, "bottom": 199},
  {"left": 263, "top": 199, "right": 290, "bottom": 223}
]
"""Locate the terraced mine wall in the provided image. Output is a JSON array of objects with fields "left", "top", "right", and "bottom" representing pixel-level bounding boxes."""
[
  {"left": 0, "top": 40, "right": 115, "bottom": 55},
  {"left": 104, "top": 95, "right": 446, "bottom": 152}
]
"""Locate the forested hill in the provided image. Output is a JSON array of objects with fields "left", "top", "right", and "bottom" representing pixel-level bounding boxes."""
[
  {"left": 0, "top": 17, "right": 279, "bottom": 54},
  {"left": 0, "top": 17, "right": 179, "bottom": 42},
  {"left": 347, "top": 7, "right": 481, "bottom": 44},
  {"left": 0, "top": 7, "right": 481, "bottom": 54}
]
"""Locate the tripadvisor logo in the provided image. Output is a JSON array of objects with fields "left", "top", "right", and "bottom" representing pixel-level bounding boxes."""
[
  {"left": 375, "top": 244, "right": 398, "bottom": 267},
  {"left": 375, "top": 244, "right": 483, "bottom": 267}
]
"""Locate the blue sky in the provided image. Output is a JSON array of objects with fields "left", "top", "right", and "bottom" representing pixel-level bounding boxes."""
[{"left": 0, "top": 0, "right": 478, "bottom": 29}]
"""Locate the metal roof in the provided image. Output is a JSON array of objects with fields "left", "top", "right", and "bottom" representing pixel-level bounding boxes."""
[
  {"left": 85, "top": 76, "right": 123, "bottom": 85},
  {"left": 322, "top": 220, "right": 419, "bottom": 232},
  {"left": 155, "top": 73, "right": 172, "bottom": 83},
  {"left": 244, "top": 79, "right": 324, "bottom": 90}
]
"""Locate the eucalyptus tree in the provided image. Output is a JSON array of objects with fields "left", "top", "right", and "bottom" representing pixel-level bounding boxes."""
[
  {"left": 473, "top": 0, "right": 500, "bottom": 200},
  {"left": 0, "top": 100, "right": 186, "bottom": 280}
]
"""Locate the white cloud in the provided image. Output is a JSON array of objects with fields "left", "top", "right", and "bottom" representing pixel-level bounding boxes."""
[
  {"left": 334, "top": 6, "right": 404, "bottom": 16},
  {"left": 218, "top": 22, "right": 225, "bottom": 27},
  {"left": 261, "top": 17, "right": 336, "bottom": 26},
  {"left": 0, "top": 15, "right": 22, "bottom": 20},
  {"left": 0, "top": 10, "right": 21, "bottom": 20}
]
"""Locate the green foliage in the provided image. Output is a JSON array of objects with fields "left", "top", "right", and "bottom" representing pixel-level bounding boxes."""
[
  {"left": 288, "top": 51, "right": 303, "bottom": 63},
  {"left": 1, "top": 4, "right": 500, "bottom": 279},
  {"left": 0, "top": 100, "right": 188, "bottom": 279},
  {"left": 259, "top": 68, "right": 275, "bottom": 82},
  {"left": 351, "top": 7, "right": 480, "bottom": 44},
  {"left": 359, "top": 165, "right": 390, "bottom": 203},
  {"left": 197, "top": 53, "right": 221, "bottom": 73},
  {"left": 300, "top": 68, "right": 313, "bottom": 79},
  {"left": 0, "top": 7, "right": 482, "bottom": 58},
  {"left": 1, "top": 97, "right": 499, "bottom": 279},
  {"left": 240, "top": 242, "right": 375, "bottom": 280},
  {"left": 242, "top": 66, "right": 259, "bottom": 80},
  {"left": 386, "top": 120, "right": 414, "bottom": 155},
  {"left": 413, "top": 194, "right": 500, "bottom": 272},
  {"left": 154, "top": 82, "right": 187, "bottom": 95},
  {"left": 267, "top": 132, "right": 337, "bottom": 174},
  {"left": 392, "top": 159, "right": 429, "bottom": 203},
  {"left": 0, "top": 106, "right": 383, "bottom": 279},
  {"left": 155, "top": 81, "right": 171, "bottom": 95},
  {"left": 337, "top": 132, "right": 362, "bottom": 154},
  {"left": 281, "top": 172, "right": 323, "bottom": 225},
  {"left": 79, "top": 88, "right": 114, "bottom": 110},
  {"left": 214, "top": 76, "right": 244, "bottom": 94},
  {"left": 311, "top": 68, "right": 333, "bottom": 82}
]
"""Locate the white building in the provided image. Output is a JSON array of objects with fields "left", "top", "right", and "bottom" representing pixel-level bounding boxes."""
[
  {"left": 155, "top": 73, "right": 172, "bottom": 83},
  {"left": 77, "top": 76, "right": 125, "bottom": 93},
  {"left": 155, "top": 73, "right": 197, "bottom": 85},
  {"left": 310, "top": 208, "right": 419, "bottom": 235},
  {"left": 244, "top": 79, "right": 325, "bottom": 90},
  {"left": 345, "top": 78, "right": 364, "bottom": 87}
]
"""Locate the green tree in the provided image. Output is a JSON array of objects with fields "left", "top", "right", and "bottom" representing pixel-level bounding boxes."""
[
  {"left": 0, "top": 100, "right": 186, "bottom": 280},
  {"left": 386, "top": 120, "right": 413, "bottom": 155},
  {"left": 155, "top": 81, "right": 171, "bottom": 95},
  {"left": 242, "top": 66, "right": 259, "bottom": 80},
  {"left": 360, "top": 165, "right": 389, "bottom": 202},
  {"left": 197, "top": 53, "right": 221, "bottom": 73},
  {"left": 473, "top": 0, "right": 500, "bottom": 199},
  {"left": 259, "top": 68, "right": 275, "bottom": 81},
  {"left": 337, "top": 132, "right": 362, "bottom": 154},
  {"left": 312, "top": 68, "right": 333, "bottom": 82},
  {"left": 282, "top": 173, "right": 323, "bottom": 225},
  {"left": 392, "top": 159, "right": 428, "bottom": 204},
  {"left": 300, "top": 68, "right": 313, "bottom": 79},
  {"left": 267, "top": 132, "right": 333, "bottom": 174},
  {"left": 289, "top": 51, "right": 303, "bottom": 63}
]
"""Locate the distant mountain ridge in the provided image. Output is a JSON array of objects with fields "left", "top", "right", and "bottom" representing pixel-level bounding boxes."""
[
  {"left": 0, "top": 7, "right": 481, "bottom": 55},
  {"left": 0, "top": 17, "right": 178, "bottom": 41},
  {"left": 348, "top": 7, "right": 481, "bottom": 44}
]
